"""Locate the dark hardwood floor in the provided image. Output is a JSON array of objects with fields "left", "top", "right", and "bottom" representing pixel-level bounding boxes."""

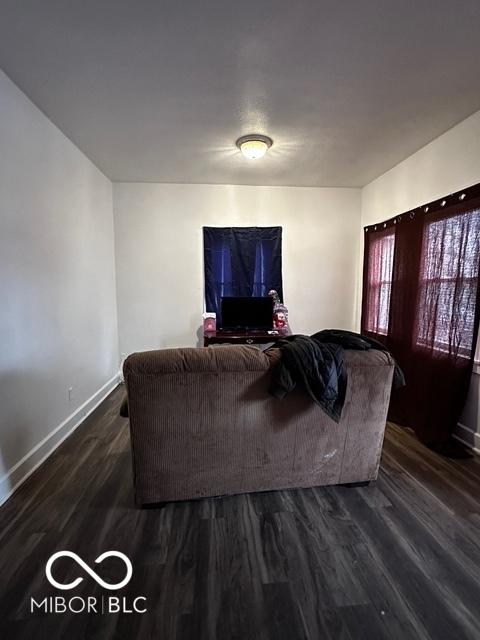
[{"left": 1, "top": 386, "right": 480, "bottom": 639}]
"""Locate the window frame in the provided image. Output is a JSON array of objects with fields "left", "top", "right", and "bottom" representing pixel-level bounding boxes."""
[
  {"left": 363, "top": 230, "right": 395, "bottom": 336},
  {"left": 414, "top": 212, "right": 479, "bottom": 358}
]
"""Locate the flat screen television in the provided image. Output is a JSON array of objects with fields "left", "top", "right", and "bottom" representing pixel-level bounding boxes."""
[{"left": 220, "top": 296, "right": 274, "bottom": 331}]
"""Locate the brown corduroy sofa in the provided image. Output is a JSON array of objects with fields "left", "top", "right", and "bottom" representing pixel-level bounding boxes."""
[{"left": 124, "top": 345, "right": 394, "bottom": 505}]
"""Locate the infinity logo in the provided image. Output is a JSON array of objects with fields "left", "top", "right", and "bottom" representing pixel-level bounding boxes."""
[{"left": 46, "top": 551, "right": 133, "bottom": 591}]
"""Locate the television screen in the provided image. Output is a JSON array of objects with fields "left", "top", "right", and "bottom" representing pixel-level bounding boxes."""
[{"left": 220, "top": 296, "right": 274, "bottom": 331}]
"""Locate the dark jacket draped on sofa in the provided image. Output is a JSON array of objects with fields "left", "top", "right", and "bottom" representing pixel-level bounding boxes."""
[{"left": 268, "top": 330, "right": 404, "bottom": 422}]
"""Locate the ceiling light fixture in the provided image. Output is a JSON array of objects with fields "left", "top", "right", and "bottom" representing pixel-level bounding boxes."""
[{"left": 236, "top": 134, "right": 273, "bottom": 160}]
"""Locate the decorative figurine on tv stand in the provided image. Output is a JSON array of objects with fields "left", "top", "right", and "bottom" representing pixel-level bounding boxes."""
[
  {"left": 268, "top": 289, "right": 290, "bottom": 333},
  {"left": 203, "top": 312, "right": 216, "bottom": 333}
]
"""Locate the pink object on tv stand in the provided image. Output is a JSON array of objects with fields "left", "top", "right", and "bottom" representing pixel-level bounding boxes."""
[{"left": 203, "top": 316, "right": 216, "bottom": 332}]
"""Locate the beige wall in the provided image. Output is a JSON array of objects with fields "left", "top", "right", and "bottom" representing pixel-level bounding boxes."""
[
  {"left": 113, "top": 183, "right": 361, "bottom": 355},
  {"left": 360, "top": 109, "right": 480, "bottom": 451}
]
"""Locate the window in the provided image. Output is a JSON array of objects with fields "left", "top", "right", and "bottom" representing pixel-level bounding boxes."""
[
  {"left": 361, "top": 192, "right": 480, "bottom": 446},
  {"left": 203, "top": 226, "right": 283, "bottom": 320},
  {"left": 363, "top": 229, "right": 395, "bottom": 335},
  {"left": 415, "top": 210, "right": 480, "bottom": 357}
]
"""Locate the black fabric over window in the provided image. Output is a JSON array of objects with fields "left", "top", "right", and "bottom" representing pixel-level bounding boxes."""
[{"left": 203, "top": 226, "right": 283, "bottom": 321}]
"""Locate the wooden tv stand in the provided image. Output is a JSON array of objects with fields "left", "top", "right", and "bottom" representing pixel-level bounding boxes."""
[{"left": 204, "top": 328, "right": 290, "bottom": 347}]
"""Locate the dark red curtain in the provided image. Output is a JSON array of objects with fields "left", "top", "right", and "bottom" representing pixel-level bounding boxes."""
[{"left": 362, "top": 187, "right": 480, "bottom": 447}]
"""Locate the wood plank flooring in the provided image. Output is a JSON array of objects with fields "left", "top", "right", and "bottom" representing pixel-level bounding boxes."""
[{"left": 1, "top": 385, "right": 480, "bottom": 639}]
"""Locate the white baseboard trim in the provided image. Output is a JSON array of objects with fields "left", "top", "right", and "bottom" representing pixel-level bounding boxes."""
[
  {"left": 0, "top": 374, "right": 120, "bottom": 506},
  {"left": 452, "top": 422, "right": 480, "bottom": 455}
]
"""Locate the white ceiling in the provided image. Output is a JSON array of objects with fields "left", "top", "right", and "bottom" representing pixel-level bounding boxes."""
[{"left": 1, "top": 1, "right": 480, "bottom": 187}]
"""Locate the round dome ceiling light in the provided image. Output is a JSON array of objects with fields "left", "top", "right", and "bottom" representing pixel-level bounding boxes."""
[{"left": 236, "top": 134, "right": 273, "bottom": 160}]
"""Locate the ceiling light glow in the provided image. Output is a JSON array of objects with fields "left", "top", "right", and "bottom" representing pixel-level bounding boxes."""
[{"left": 236, "top": 134, "right": 273, "bottom": 160}]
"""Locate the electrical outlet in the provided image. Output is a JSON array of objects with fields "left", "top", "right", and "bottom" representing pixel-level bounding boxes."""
[{"left": 68, "top": 386, "right": 73, "bottom": 402}]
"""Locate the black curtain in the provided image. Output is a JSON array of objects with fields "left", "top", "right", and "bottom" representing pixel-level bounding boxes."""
[
  {"left": 203, "top": 226, "right": 283, "bottom": 321},
  {"left": 361, "top": 185, "right": 480, "bottom": 447}
]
